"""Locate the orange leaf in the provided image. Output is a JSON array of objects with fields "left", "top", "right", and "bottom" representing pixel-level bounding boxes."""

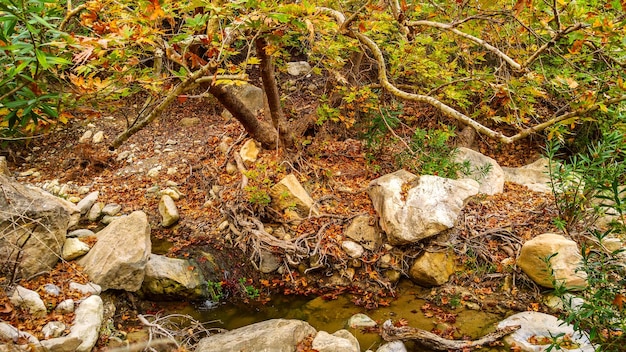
[
  {"left": 177, "top": 95, "right": 188, "bottom": 103},
  {"left": 613, "top": 294, "right": 625, "bottom": 310}
]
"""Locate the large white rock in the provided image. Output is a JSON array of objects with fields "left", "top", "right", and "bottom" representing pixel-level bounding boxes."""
[
  {"left": 269, "top": 174, "right": 318, "bottom": 218},
  {"left": 77, "top": 211, "right": 151, "bottom": 291},
  {"left": 142, "top": 254, "right": 205, "bottom": 299},
  {"left": 158, "top": 195, "right": 180, "bottom": 227},
  {"left": 195, "top": 319, "right": 316, "bottom": 352},
  {"left": 497, "top": 312, "right": 595, "bottom": 352},
  {"left": 67, "top": 295, "right": 103, "bottom": 352},
  {"left": 517, "top": 233, "right": 587, "bottom": 290},
  {"left": 76, "top": 191, "right": 99, "bottom": 215},
  {"left": 344, "top": 215, "right": 382, "bottom": 251},
  {"left": 454, "top": 147, "right": 504, "bottom": 195},
  {"left": 376, "top": 341, "right": 408, "bottom": 352},
  {"left": 62, "top": 238, "right": 90, "bottom": 260},
  {"left": 368, "top": 170, "right": 479, "bottom": 244},
  {"left": 0, "top": 322, "right": 38, "bottom": 344},
  {"left": 502, "top": 158, "right": 552, "bottom": 193},
  {"left": 312, "top": 330, "right": 360, "bottom": 352},
  {"left": 0, "top": 175, "right": 79, "bottom": 278}
]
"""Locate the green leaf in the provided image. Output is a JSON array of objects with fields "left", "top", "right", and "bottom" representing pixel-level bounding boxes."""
[{"left": 35, "top": 49, "right": 49, "bottom": 69}]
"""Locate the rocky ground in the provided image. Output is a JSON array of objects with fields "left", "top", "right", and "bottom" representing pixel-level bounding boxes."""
[{"left": 0, "top": 94, "right": 570, "bottom": 350}]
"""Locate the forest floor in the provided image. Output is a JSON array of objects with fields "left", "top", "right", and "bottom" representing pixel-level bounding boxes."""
[{"left": 0, "top": 93, "right": 563, "bottom": 347}]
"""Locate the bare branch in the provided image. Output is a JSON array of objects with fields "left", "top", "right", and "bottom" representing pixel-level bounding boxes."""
[
  {"left": 406, "top": 20, "right": 522, "bottom": 71},
  {"left": 522, "top": 23, "right": 586, "bottom": 69},
  {"left": 59, "top": 3, "right": 87, "bottom": 31}
]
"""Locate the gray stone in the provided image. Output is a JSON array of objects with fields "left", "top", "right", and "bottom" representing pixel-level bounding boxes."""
[
  {"left": 0, "top": 322, "right": 38, "bottom": 344},
  {"left": 259, "top": 250, "right": 281, "bottom": 273},
  {"left": 67, "top": 229, "right": 95, "bottom": 238},
  {"left": 55, "top": 299, "right": 74, "bottom": 313},
  {"left": 341, "top": 241, "right": 364, "bottom": 258},
  {"left": 92, "top": 131, "right": 104, "bottom": 144},
  {"left": 409, "top": 251, "right": 456, "bottom": 286},
  {"left": 142, "top": 254, "right": 205, "bottom": 300},
  {"left": 344, "top": 215, "right": 382, "bottom": 251},
  {"left": 517, "top": 233, "right": 587, "bottom": 290},
  {"left": 454, "top": 147, "right": 504, "bottom": 195},
  {"left": 312, "top": 330, "right": 359, "bottom": 352},
  {"left": 376, "top": 341, "right": 407, "bottom": 352},
  {"left": 101, "top": 215, "right": 124, "bottom": 225},
  {"left": 69, "top": 282, "right": 102, "bottom": 295},
  {"left": 36, "top": 336, "right": 82, "bottom": 352},
  {"left": 0, "top": 175, "right": 79, "bottom": 278},
  {"left": 67, "top": 295, "right": 103, "bottom": 352},
  {"left": 159, "top": 195, "right": 180, "bottom": 227},
  {"left": 497, "top": 312, "right": 595, "bottom": 352},
  {"left": 77, "top": 211, "right": 151, "bottom": 291},
  {"left": 502, "top": 158, "right": 552, "bottom": 193},
  {"left": 79, "top": 130, "right": 93, "bottom": 144},
  {"left": 77, "top": 191, "right": 99, "bottom": 215},
  {"left": 221, "top": 84, "right": 265, "bottom": 119},
  {"left": 287, "top": 61, "right": 312, "bottom": 76},
  {"left": 269, "top": 174, "right": 317, "bottom": 218},
  {"left": 195, "top": 319, "right": 316, "bottom": 352},
  {"left": 180, "top": 117, "right": 201, "bottom": 127},
  {"left": 101, "top": 203, "right": 122, "bottom": 216},
  {"left": 62, "top": 238, "right": 90, "bottom": 260},
  {"left": 42, "top": 321, "right": 66, "bottom": 339},
  {"left": 368, "top": 170, "right": 479, "bottom": 244},
  {"left": 9, "top": 286, "right": 46, "bottom": 317}
]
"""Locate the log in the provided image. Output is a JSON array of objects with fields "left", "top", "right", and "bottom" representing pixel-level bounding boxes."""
[{"left": 381, "top": 319, "right": 520, "bottom": 351}]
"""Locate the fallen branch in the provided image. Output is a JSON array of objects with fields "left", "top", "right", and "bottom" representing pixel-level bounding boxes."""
[{"left": 381, "top": 320, "right": 520, "bottom": 351}]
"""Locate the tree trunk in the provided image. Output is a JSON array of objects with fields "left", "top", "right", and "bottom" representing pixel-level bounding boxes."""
[
  {"left": 255, "top": 37, "right": 294, "bottom": 148},
  {"left": 208, "top": 84, "right": 279, "bottom": 149}
]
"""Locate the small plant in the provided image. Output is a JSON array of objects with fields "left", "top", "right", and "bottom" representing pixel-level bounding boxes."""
[
  {"left": 238, "top": 278, "right": 260, "bottom": 300},
  {"left": 206, "top": 280, "right": 224, "bottom": 302},
  {"left": 244, "top": 185, "right": 271, "bottom": 206}
]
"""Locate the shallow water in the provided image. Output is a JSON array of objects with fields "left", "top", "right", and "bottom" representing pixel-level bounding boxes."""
[{"left": 156, "top": 280, "right": 511, "bottom": 351}]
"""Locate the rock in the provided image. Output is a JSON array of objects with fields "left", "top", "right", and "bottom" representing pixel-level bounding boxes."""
[
  {"left": 142, "top": 254, "right": 205, "bottom": 300},
  {"left": 101, "top": 203, "right": 122, "bottom": 216},
  {"left": 9, "top": 286, "right": 46, "bottom": 317},
  {"left": 497, "top": 312, "right": 594, "bottom": 352},
  {"left": 67, "top": 295, "right": 103, "bottom": 352},
  {"left": 287, "top": 61, "right": 312, "bottom": 76},
  {"left": 240, "top": 139, "right": 260, "bottom": 163},
  {"left": 55, "top": 299, "right": 74, "bottom": 313},
  {"left": 0, "top": 156, "right": 9, "bottom": 176},
  {"left": 376, "top": 341, "right": 408, "bottom": 352},
  {"left": 0, "top": 175, "right": 79, "bottom": 278},
  {"left": 68, "top": 229, "right": 95, "bottom": 238},
  {"left": 43, "top": 283, "right": 61, "bottom": 296},
  {"left": 92, "top": 131, "right": 104, "bottom": 144},
  {"left": 147, "top": 166, "right": 161, "bottom": 177},
  {"left": 368, "top": 170, "right": 479, "bottom": 244},
  {"left": 347, "top": 313, "right": 377, "bottom": 328},
  {"left": 196, "top": 319, "right": 316, "bottom": 352},
  {"left": 69, "top": 282, "right": 102, "bottom": 295},
  {"left": 159, "top": 195, "right": 180, "bottom": 227},
  {"left": 42, "top": 321, "right": 66, "bottom": 339},
  {"left": 62, "top": 238, "right": 90, "bottom": 260},
  {"left": 77, "top": 211, "right": 151, "bottom": 291},
  {"left": 312, "top": 330, "right": 360, "bottom": 352},
  {"left": 409, "top": 251, "right": 456, "bottom": 286},
  {"left": 517, "top": 233, "right": 587, "bottom": 290},
  {"left": 259, "top": 250, "right": 281, "bottom": 273},
  {"left": 221, "top": 84, "right": 265, "bottom": 119},
  {"left": 0, "top": 322, "right": 38, "bottom": 344},
  {"left": 77, "top": 191, "right": 99, "bottom": 215},
  {"left": 101, "top": 215, "right": 124, "bottom": 225},
  {"left": 180, "top": 117, "right": 201, "bottom": 127},
  {"left": 344, "top": 215, "right": 382, "bottom": 251},
  {"left": 454, "top": 147, "right": 504, "bottom": 195},
  {"left": 502, "top": 158, "right": 552, "bottom": 193},
  {"left": 37, "top": 336, "right": 82, "bottom": 352},
  {"left": 79, "top": 130, "right": 92, "bottom": 143},
  {"left": 269, "top": 174, "right": 318, "bottom": 218},
  {"left": 342, "top": 240, "right": 364, "bottom": 258},
  {"left": 87, "top": 202, "right": 104, "bottom": 222},
  {"left": 116, "top": 151, "right": 131, "bottom": 162},
  {"left": 160, "top": 188, "right": 183, "bottom": 201}
]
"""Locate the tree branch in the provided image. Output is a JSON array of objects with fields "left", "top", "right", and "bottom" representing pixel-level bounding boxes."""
[{"left": 522, "top": 23, "right": 585, "bottom": 69}]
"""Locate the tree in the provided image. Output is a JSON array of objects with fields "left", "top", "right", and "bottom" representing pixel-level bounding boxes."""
[{"left": 14, "top": 0, "right": 626, "bottom": 149}]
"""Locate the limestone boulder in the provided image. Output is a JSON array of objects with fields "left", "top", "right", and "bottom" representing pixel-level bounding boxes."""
[
  {"left": 287, "top": 61, "right": 311, "bottom": 76},
  {"left": 158, "top": 195, "right": 180, "bottom": 227},
  {"left": 0, "top": 175, "right": 79, "bottom": 278},
  {"left": 368, "top": 170, "right": 479, "bottom": 244},
  {"left": 312, "top": 330, "right": 360, "bottom": 352},
  {"left": 502, "top": 158, "right": 552, "bottom": 193},
  {"left": 517, "top": 233, "right": 587, "bottom": 290},
  {"left": 454, "top": 147, "right": 504, "bottom": 195},
  {"left": 376, "top": 341, "right": 408, "bottom": 352},
  {"left": 497, "top": 312, "right": 595, "bottom": 352},
  {"left": 142, "top": 254, "right": 205, "bottom": 300},
  {"left": 221, "top": 84, "right": 265, "bottom": 119},
  {"left": 269, "top": 174, "right": 318, "bottom": 218},
  {"left": 67, "top": 295, "right": 103, "bottom": 352},
  {"left": 344, "top": 215, "right": 382, "bottom": 251},
  {"left": 77, "top": 211, "right": 151, "bottom": 291},
  {"left": 195, "top": 319, "right": 316, "bottom": 352},
  {"left": 9, "top": 286, "right": 46, "bottom": 317},
  {"left": 76, "top": 191, "right": 99, "bottom": 215},
  {"left": 62, "top": 237, "right": 90, "bottom": 260},
  {"left": 258, "top": 250, "right": 281, "bottom": 274},
  {"left": 409, "top": 251, "right": 456, "bottom": 286}
]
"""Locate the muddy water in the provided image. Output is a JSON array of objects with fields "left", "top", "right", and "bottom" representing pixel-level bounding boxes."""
[{"left": 158, "top": 281, "right": 510, "bottom": 351}]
